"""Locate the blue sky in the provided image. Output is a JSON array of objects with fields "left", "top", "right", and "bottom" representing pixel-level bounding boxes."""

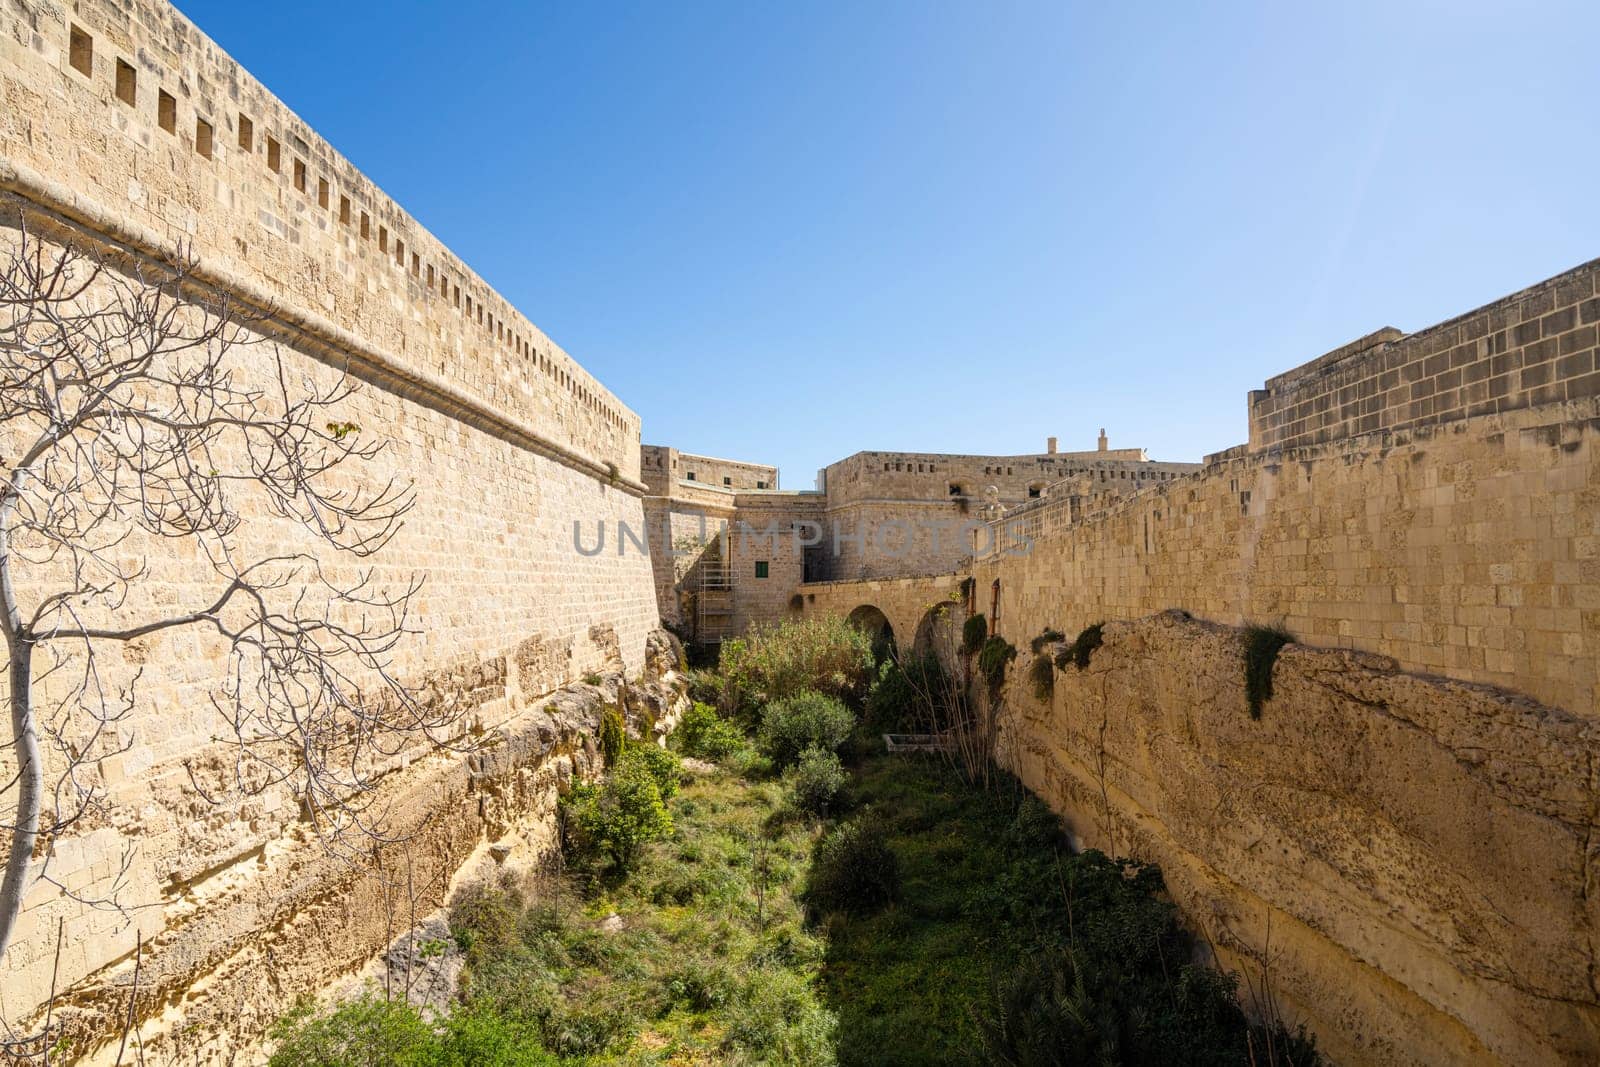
[{"left": 177, "top": 0, "right": 1599, "bottom": 486}]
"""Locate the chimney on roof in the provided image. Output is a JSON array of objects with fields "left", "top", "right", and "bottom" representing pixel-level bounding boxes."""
[
  {"left": 1097, "top": 428, "right": 1108, "bottom": 452},
  {"left": 1046, "top": 436, "right": 1057, "bottom": 454}
]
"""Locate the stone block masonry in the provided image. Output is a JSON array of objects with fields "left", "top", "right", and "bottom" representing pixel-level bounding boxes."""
[
  {"left": 1249, "top": 260, "right": 1600, "bottom": 453},
  {"left": 0, "top": 0, "right": 669, "bottom": 1055}
]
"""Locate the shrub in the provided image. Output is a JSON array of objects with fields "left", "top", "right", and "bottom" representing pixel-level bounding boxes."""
[
  {"left": 864, "top": 653, "right": 949, "bottom": 733},
  {"left": 758, "top": 691, "right": 855, "bottom": 768},
  {"left": 787, "top": 746, "right": 846, "bottom": 815},
  {"left": 683, "top": 668, "right": 725, "bottom": 708},
  {"left": 961, "top": 614, "right": 988, "bottom": 655},
  {"left": 599, "top": 708, "right": 625, "bottom": 768},
  {"left": 1027, "top": 653, "right": 1054, "bottom": 702},
  {"left": 564, "top": 760, "right": 672, "bottom": 870},
  {"left": 673, "top": 701, "right": 745, "bottom": 762},
  {"left": 621, "top": 741, "right": 681, "bottom": 800},
  {"left": 1029, "top": 627, "right": 1065, "bottom": 654},
  {"left": 722, "top": 965, "right": 838, "bottom": 1065},
  {"left": 1243, "top": 623, "right": 1294, "bottom": 720},
  {"left": 449, "top": 885, "right": 524, "bottom": 956},
  {"left": 977, "top": 636, "right": 1016, "bottom": 696},
  {"left": 806, "top": 816, "right": 899, "bottom": 915},
  {"left": 268, "top": 995, "right": 435, "bottom": 1067},
  {"left": 720, "top": 616, "right": 873, "bottom": 713},
  {"left": 1055, "top": 622, "right": 1104, "bottom": 671}
]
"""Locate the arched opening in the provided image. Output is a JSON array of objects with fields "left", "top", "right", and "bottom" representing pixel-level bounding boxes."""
[
  {"left": 847, "top": 604, "right": 897, "bottom": 663},
  {"left": 912, "top": 602, "right": 961, "bottom": 669}
]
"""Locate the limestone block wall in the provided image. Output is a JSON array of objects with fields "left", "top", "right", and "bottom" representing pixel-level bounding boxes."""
[
  {"left": 641, "top": 445, "right": 778, "bottom": 493},
  {"left": 1248, "top": 259, "right": 1600, "bottom": 454},
  {"left": 969, "top": 394, "right": 1600, "bottom": 1062},
  {"left": 979, "top": 400, "right": 1598, "bottom": 715},
  {"left": 1, "top": 0, "right": 639, "bottom": 484},
  {"left": 821, "top": 448, "right": 1198, "bottom": 508},
  {"left": 0, "top": 0, "right": 668, "bottom": 1046},
  {"left": 995, "top": 611, "right": 1599, "bottom": 1065}
]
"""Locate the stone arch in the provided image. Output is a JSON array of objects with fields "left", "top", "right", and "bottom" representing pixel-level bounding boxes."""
[
  {"left": 911, "top": 602, "right": 959, "bottom": 658},
  {"left": 847, "top": 604, "right": 897, "bottom": 662}
]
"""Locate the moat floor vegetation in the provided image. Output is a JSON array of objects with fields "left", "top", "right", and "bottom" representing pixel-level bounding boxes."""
[{"left": 270, "top": 618, "right": 1317, "bottom": 1066}]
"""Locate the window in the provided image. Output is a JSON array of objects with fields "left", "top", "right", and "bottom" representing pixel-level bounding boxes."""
[
  {"left": 115, "top": 59, "right": 136, "bottom": 106},
  {"left": 755, "top": 561, "right": 769, "bottom": 579},
  {"left": 378, "top": 226, "right": 387, "bottom": 252},
  {"left": 360, "top": 212, "right": 371, "bottom": 239},
  {"left": 266, "top": 135, "right": 280, "bottom": 172},
  {"left": 318, "top": 178, "right": 329, "bottom": 209},
  {"left": 686, "top": 472, "right": 696, "bottom": 481},
  {"left": 948, "top": 483, "right": 962, "bottom": 496},
  {"left": 157, "top": 90, "right": 176, "bottom": 134},
  {"left": 1028, "top": 486, "right": 1042, "bottom": 499},
  {"left": 756, "top": 480, "right": 767, "bottom": 490},
  {"left": 723, "top": 476, "right": 732, "bottom": 486},
  {"left": 339, "top": 195, "right": 351, "bottom": 224},
  {"left": 293, "top": 159, "right": 306, "bottom": 193},
  {"left": 990, "top": 579, "right": 1001, "bottom": 633},
  {"left": 69, "top": 25, "right": 92, "bottom": 77},
  {"left": 237, "top": 112, "right": 253, "bottom": 150},
  {"left": 194, "top": 118, "right": 213, "bottom": 158}
]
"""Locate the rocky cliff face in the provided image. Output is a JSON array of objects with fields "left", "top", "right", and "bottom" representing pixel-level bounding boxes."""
[
  {"left": 1005, "top": 611, "right": 1599, "bottom": 1065},
  {"left": 45, "top": 630, "right": 687, "bottom": 1065}
]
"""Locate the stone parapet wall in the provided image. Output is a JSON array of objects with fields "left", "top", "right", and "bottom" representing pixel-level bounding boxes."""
[
  {"left": 1248, "top": 259, "right": 1600, "bottom": 454},
  {"left": 1, "top": 0, "right": 639, "bottom": 483}
]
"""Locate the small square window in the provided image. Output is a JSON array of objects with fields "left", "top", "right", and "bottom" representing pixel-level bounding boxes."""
[
  {"left": 115, "top": 59, "right": 137, "bottom": 106},
  {"left": 755, "top": 561, "right": 769, "bottom": 579},
  {"left": 194, "top": 118, "right": 213, "bottom": 159},
  {"left": 723, "top": 476, "right": 732, "bottom": 486},
  {"left": 237, "top": 112, "right": 253, "bottom": 150},
  {"left": 68, "top": 25, "right": 92, "bottom": 77},
  {"left": 756, "top": 480, "right": 767, "bottom": 490},
  {"left": 686, "top": 472, "right": 696, "bottom": 481},
  {"left": 157, "top": 90, "right": 176, "bottom": 134},
  {"left": 266, "top": 135, "right": 281, "bottom": 172}
]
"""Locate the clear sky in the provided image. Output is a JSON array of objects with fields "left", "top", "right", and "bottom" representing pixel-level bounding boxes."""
[{"left": 176, "top": 0, "right": 1599, "bottom": 486}]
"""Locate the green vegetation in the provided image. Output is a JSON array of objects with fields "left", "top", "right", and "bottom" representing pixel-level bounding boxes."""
[
  {"left": 1029, "top": 627, "right": 1065, "bottom": 654},
  {"left": 1243, "top": 624, "right": 1295, "bottom": 720},
  {"left": 1055, "top": 621, "right": 1105, "bottom": 671},
  {"left": 1027, "top": 653, "right": 1054, "bottom": 702},
  {"left": 563, "top": 757, "right": 673, "bottom": 871},
  {"left": 757, "top": 691, "right": 855, "bottom": 768},
  {"left": 672, "top": 701, "right": 745, "bottom": 762},
  {"left": 976, "top": 635, "right": 1016, "bottom": 696},
  {"left": 272, "top": 614, "right": 1318, "bottom": 1066},
  {"left": 864, "top": 653, "right": 950, "bottom": 733},
  {"left": 787, "top": 746, "right": 847, "bottom": 816},
  {"left": 599, "top": 708, "right": 625, "bottom": 768},
  {"left": 805, "top": 815, "right": 900, "bottom": 916},
  {"left": 961, "top": 613, "right": 988, "bottom": 655},
  {"left": 720, "top": 616, "right": 873, "bottom": 715}
]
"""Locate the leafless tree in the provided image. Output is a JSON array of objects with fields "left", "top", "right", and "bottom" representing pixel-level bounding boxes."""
[
  {"left": 901, "top": 599, "right": 1004, "bottom": 789},
  {"left": 0, "top": 216, "right": 457, "bottom": 968}
]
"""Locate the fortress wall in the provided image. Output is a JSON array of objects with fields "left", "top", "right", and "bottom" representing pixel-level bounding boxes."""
[
  {"left": 972, "top": 398, "right": 1600, "bottom": 1062},
  {"left": 1, "top": 0, "right": 639, "bottom": 483},
  {"left": 980, "top": 399, "right": 1598, "bottom": 715},
  {"left": 0, "top": 0, "right": 667, "bottom": 1045},
  {"left": 1249, "top": 259, "right": 1600, "bottom": 454},
  {"left": 994, "top": 611, "right": 1598, "bottom": 1065},
  {"left": 821, "top": 449, "right": 1197, "bottom": 508}
]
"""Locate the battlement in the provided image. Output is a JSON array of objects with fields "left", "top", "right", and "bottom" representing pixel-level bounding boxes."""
[{"left": 0, "top": 0, "right": 639, "bottom": 483}]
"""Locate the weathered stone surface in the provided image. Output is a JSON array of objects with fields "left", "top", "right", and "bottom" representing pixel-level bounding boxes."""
[{"left": 998, "top": 611, "right": 1600, "bottom": 1065}]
